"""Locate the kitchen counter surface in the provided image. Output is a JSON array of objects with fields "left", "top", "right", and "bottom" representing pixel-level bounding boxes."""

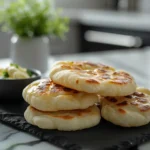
[{"left": 0, "top": 48, "right": 150, "bottom": 150}]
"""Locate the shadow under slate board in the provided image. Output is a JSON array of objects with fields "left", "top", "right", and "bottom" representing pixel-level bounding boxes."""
[{"left": 0, "top": 102, "right": 149, "bottom": 150}]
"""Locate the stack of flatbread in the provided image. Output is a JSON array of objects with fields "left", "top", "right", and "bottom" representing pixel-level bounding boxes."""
[{"left": 23, "top": 61, "right": 150, "bottom": 131}]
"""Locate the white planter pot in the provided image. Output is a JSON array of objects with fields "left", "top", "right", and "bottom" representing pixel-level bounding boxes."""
[{"left": 10, "top": 35, "right": 49, "bottom": 73}]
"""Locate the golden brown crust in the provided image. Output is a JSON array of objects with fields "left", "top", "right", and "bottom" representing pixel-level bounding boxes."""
[
  {"left": 109, "top": 71, "right": 133, "bottom": 85},
  {"left": 106, "top": 97, "right": 118, "bottom": 103},
  {"left": 60, "top": 61, "right": 114, "bottom": 73},
  {"left": 23, "top": 79, "right": 99, "bottom": 112},
  {"left": 139, "top": 105, "right": 150, "bottom": 112},
  {"left": 117, "top": 101, "right": 128, "bottom": 106},
  {"left": 30, "top": 106, "right": 93, "bottom": 120},
  {"left": 58, "top": 62, "right": 134, "bottom": 85},
  {"left": 103, "top": 91, "right": 150, "bottom": 112},
  {"left": 24, "top": 105, "right": 101, "bottom": 131},
  {"left": 33, "top": 79, "right": 79, "bottom": 95},
  {"left": 118, "top": 108, "right": 126, "bottom": 114},
  {"left": 50, "top": 61, "right": 136, "bottom": 96},
  {"left": 101, "top": 88, "right": 150, "bottom": 127},
  {"left": 86, "top": 79, "right": 99, "bottom": 84}
]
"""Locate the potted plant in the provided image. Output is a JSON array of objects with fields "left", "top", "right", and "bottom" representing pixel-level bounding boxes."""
[{"left": 0, "top": 0, "right": 69, "bottom": 73}]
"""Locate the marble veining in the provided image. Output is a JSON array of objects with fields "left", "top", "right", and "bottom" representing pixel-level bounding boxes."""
[{"left": 0, "top": 124, "right": 61, "bottom": 150}]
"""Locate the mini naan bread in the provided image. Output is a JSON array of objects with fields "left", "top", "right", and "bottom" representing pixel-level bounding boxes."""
[
  {"left": 101, "top": 88, "right": 150, "bottom": 127},
  {"left": 23, "top": 79, "right": 98, "bottom": 111},
  {"left": 24, "top": 105, "right": 101, "bottom": 131},
  {"left": 50, "top": 61, "right": 136, "bottom": 96}
]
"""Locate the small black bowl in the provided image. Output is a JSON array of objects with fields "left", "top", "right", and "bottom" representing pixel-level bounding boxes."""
[{"left": 0, "top": 69, "right": 41, "bottom": 104}]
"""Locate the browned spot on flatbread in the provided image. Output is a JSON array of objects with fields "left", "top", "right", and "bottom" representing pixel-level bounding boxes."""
[
  {"left": 125, "top": 95, "right": 132, "bottom": 99},
  {"left": 76, "top": 80, "right": 79, "bottom": 84},
  {"left": 37, "top": 79, "right": 78, "bottom": 94},
  {"left": 130, "top": 99, "right": 147, "bottom": 106},
  {"left": 139, "top": 105, "right": 150, "bottom": 112},
  {"left": 107, "top": 97, "right": 118, "bottom": 103},
  {"left": 137, "top": 97, "right": 147, "bottom": 103},
  {"left": 110, "top": 71, "right": 133, "bottom": 84},
  {"left": 113, "top": 71, "right": 132, "bottom": 78},
  {"left": 118, "top": 108, "right": 126, "bottom": 114},
  {"left": 61, "top": 65, "right": 71, "bottom": 69},
  {"left": 30, "top": 107, "right": 74, "bottom": 120},
  {"left": 113, "top": 72, "right": 119, "bottom": 76},
  {"left": 102, "top": 65, "right": 115, "bottom": 71},
  {"left": 54, "top": 115, "right": 74, "bottom": 120},
  {"left": 51, "top": 85, "right": 79, "bottom": 94},
  {"left": 131, "top": 96, "right": 148, "bottom": 110},
  {"left": 94, "top": 69, "right": 107, "bottom": 73},
  {"left": 109, "top": 79, "right": 129, "bottom": 84},
  {"left": 30, "top": 106, "right": 92, "bottom": 119},
  {"left": 31, "top": 106, "right": 42, "bottom": 112},
  {"left": 75, "top": 109, "right": 91, "bottom": 116},
  {"left": 84, "top": 62, "right": 100, "bottom": 67},
  {"left": 86, "top": 79, "right": 99, "bottom": 84},
  {"left": 133, "top": 92, "right": 144, "bottom": 97},
  {"left": 73, "top": 61, "right": 114, "bottom": 71},
  {"left": 73, "top": 66, "right": 82, "bottom": 70},
  {"left": 62, "top": 87, "right": 72, "bottom": 92},
  {"left": 117, "top": 101, "right": 128, "bottom": 106},
  {"left": 130, "top": 92, "right": 147, "bottom": 105}
]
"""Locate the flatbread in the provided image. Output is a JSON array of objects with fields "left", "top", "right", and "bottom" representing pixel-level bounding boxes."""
[
  {"left": 23, "top": 79, "right": 98, "bottom": 111},
  {"left": 50, "top": 61, "right": 136, "bottom": 96},
  {"left": 24, "top": 105, "right": 101, "bottom": 131},
  {"left": 101, "top": 88, "right": 150, "bottom": 127}
]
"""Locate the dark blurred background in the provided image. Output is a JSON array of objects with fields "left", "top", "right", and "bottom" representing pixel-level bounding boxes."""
[{"left": 1, "top": 0, "right": 150, "bottom": 57}]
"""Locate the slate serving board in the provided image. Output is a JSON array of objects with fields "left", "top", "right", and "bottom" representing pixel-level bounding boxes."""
[{"left": 0, "top": 102, "right": 150, "bottom": 150}]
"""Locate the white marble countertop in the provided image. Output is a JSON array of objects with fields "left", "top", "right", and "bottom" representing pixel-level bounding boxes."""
[{"left": 0, "top": 48, "right": 150, "bottom": 150}]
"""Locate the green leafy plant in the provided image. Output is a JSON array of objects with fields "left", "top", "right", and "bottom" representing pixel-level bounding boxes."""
[
  {"left": 10, "top": 63, "right": 19, "bottom": 68},
  {"left": 0, "top": 0, "right": 69, "bottom": 38},
  {"left": 2, "top": 71, "right": 9, "bottom": 78}
]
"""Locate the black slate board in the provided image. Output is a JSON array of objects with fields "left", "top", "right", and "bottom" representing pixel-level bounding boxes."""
[{"left": 0, "top": 102, "right": 150, "bottom": 150}]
